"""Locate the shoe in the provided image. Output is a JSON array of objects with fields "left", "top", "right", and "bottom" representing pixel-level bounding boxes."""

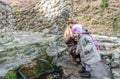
[
  {"left": 80, "top": 71, "right": 90, "bottom": 78},
  {"left": 76, "top": 58, "right": 81, "bottom": 64},
  {"left": 78, "top": 66, "right": 85, "bottom": 73},
  {"left": 71, "top": 57, "right": 77, "bottom": 65}
]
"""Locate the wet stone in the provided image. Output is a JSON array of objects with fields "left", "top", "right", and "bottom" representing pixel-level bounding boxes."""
[{"left": 0, "top": 59, "right": 7, "bottom": 64}]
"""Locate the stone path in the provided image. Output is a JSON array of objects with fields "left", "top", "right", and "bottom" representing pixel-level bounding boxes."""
[
  {"left": 56, "top": 35, "right": 120, "bottom": 79},
  {"left": 57, "top": 55, "right": 89, "bottom": 79}
]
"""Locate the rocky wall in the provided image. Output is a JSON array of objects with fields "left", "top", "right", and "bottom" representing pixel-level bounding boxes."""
[
  {"left": 0, "top": 0, "right": 73, "bottom": 77},
  {"left": 0, "top": 31, "right": 66, "bottom": 77},
  {"left": 111, "top": 50, "right": 120, "bottom": 79},
  {"left": 0, "top": 0, "right": 120, "bottom": 79},
  {"left": 11, "top": 0, "right": 73, "bottom": 35},
  {"left": 0, "top": 1, "right": 11, "bottom": 29},
  {"left": 93, "top": 35, "right": 120, "bottom": 79},
  {"left": 2, "top": 34, "right": 119, "bottom": 79}
]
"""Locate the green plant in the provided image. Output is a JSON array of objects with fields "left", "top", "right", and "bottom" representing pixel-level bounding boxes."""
[
  {"left": 12, "top": 5, "right": 20, "bottom": 11},
  {"left": 100, "top": 0, "right": 109, "bottom": 11},
  {"left": 5, "top": 71, "right": 18, "bottom": 79},
  {"left": 112, "top": 17, "right": 118, "bottom": 36},
  {"left": 34, "top": 59, "right": 54, "bottom": 76},
  {"left": 45, "top": 55, "right": 53, "bottom": 63}
]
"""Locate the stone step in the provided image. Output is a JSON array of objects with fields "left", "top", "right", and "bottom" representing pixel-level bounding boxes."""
[
  {"left": 57, "top": 57, "right": 89, "bottom": 79},
  {"left": 92, "top": 35, "right": 120, "bottom": 51}
]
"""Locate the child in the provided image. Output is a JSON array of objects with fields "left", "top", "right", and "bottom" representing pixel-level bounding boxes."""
[{"left": 71, "top": 24, "right": 111, "bottom": 79}]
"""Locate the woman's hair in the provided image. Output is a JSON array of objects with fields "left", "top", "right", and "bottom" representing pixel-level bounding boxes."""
[
  {"left": 63, "top": 25, "right": 72, "bottom": 40},
  {"left": 63, "top": 20, "right": 78, "bottom": 40},
  {"left": 68, "top": 20, "right": 78, "bottom": 25}
]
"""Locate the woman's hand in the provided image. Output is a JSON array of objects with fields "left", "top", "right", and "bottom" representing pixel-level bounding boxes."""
[{"left": 71, "top": 34, "right": 78, "bottom": 38}]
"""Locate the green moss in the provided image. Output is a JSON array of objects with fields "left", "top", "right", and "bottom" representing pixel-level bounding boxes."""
[
  {"left": 5, "top": 71, "right": 18, "bottom": 79},
  {"left": 30, "top": 41, "right": 50, "bottom": 47},
  {"left": 34, "top": 59, "right": 54, "bottom": 76},
  {"left": 45, "top": 55, "right": 53, "bottom": 63},
  {"left": 104, "top": 22, "right": 112, "bottom": 27},
  {"left": 112, "top": 17, "right": 118, "bottom": 36},
  {"left": 12, "top": 5, "right": 20, "bottom": 11},
  {"left": 0, "top": 42, "right": 3, "bottom": 45},
  {"left": 6, "top": 48, "right": 17, "bottom": 52},
  {"left": 100, "top": 0, "right": 109, "bottom": 12},
  {"left": 83, "top": 15, "right": 91, "bottom": 21}
]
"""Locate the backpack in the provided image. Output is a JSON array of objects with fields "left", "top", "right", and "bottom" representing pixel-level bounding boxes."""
[
  {"left": 82, "top": 29, "right": 99, "bottom": 50},
  {"left": 90, "top": 35, "right": 99, "bottom": 50}
]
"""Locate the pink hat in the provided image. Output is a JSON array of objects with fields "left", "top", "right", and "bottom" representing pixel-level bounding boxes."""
[{"left": 71, "top": 24, "right": 83, "bottom": 34}]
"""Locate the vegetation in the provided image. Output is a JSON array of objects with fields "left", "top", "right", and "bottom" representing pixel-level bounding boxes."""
[
  {"left": 100, "top": 0, "right": 109, "bottom": 11},
  {"left": 112, "top": 14, "right": 120, "bottom": 36},
  {"left": 5, "top": 71, "right": 18, "bottom": 79},
  {"left": 34, "top": 60, "right": 54, "bottom": 76},
  {"left": 73, "top": 0, "right": 120, "bottom": 36}
]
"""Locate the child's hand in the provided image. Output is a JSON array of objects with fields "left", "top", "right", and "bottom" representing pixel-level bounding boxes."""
[
  {"left": 76, "top": 52, "right": 79, "bottom": 55},
  {"left": 84, "top": 49, "right": 89, "bottom": 54},
  {"left": 66, "top": 51, "right": 69, "bottom": 55}
]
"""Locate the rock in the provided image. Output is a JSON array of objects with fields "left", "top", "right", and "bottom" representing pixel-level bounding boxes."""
[
  {"left": 112, "top": 68, "right": 120, "bottom": 79},
  {"left": 0, "top": 1, "right": 11, "bottom": 29},
  {"left": 111, "top": 50, "right": 120, "bottom": 68},
  {"left": 0, "top": 59, "right": 7, "bottom": 64},
  {"left": 9, "top": 0, "right": 73, "bottom": 35},
  {"left": 0, "top": 31, "right": 66, "bottom": 77}
]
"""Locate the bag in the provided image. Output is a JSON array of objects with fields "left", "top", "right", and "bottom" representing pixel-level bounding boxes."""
[
  {"left": 82, "top": 29, "right": 99, "bottom": 50},
  {"left": 89, "top": 35, "right": 99, "bottom": 50}
]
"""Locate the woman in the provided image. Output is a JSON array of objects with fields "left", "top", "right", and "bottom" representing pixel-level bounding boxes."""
[{"left": 63, "top": 20, "right": 81, "bottom": 65}]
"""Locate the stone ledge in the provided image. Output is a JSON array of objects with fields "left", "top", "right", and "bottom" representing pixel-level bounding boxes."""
[{"left": 0, "top": 31, "right": 65, "bottom": 77}]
